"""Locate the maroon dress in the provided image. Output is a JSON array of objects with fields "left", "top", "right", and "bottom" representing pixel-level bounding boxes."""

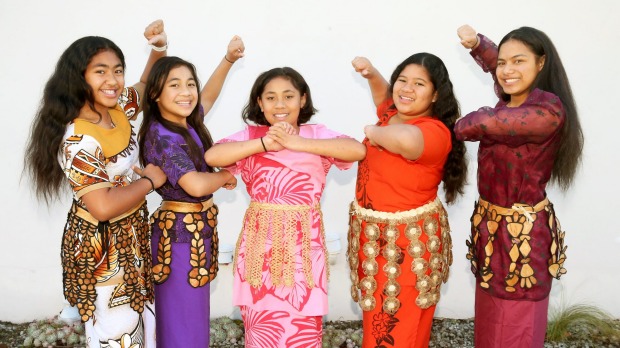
[{"left": 455, "top": 33, "right": 568, "bottom": 348}]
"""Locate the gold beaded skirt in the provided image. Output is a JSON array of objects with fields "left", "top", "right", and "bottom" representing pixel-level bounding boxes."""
[{"left": 347, "top": 198, "right": 452, "bottom": 315}]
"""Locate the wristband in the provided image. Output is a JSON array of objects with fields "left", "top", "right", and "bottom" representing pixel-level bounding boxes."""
[
  {"left": 224, "top": 55, "right": 234, "bottom": 64},
  {"left": 150, "top": 42, "right": 168, "bottom": 52},
  {"left": 142, "top": 176, "right": 155, "bottom": 193},
  {"left": 260, "top": 137, "right": 267, "bottom": 152}
]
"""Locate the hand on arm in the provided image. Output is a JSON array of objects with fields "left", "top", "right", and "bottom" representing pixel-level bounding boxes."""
[
  {"left": 80, "top": 164, "right": 167, "bottom": 221},
  {"left": 268, "top": 123, "right": 366, "bottom": 162},
  {"left": 131, "top": 19, "right": 168, "bottom": 107},
  {"left": 177, "top": 169, "right": 237, "bottom": 197},
  {"left": 457, "top": 25, "right": 479, "bottom": 50},
  {"left": 352, "top": 56, "right": 389, "bottom": 107},
  {"left": 201, "top": 36, "right": 246, "bottom": 114},
  {"left": 364, "top": 124, "right": 424, "bottom": 160}
]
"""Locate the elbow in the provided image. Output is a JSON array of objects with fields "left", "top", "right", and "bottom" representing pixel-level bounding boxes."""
[
  {"left": 86, "top": 204, "right": 116, "bottom": 222},
  {"left": 353, "top": 144, "right": 367, "bottom": 161},
  {"left": 204, "top": 149, "right": 221, "bottom": 167}
]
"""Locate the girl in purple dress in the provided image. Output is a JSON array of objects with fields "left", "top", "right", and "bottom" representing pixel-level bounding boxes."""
[
  {"left": 456, "top": 25, "right": 583, "bottom": 347},
  {"left": 204, "top": 67, "right": 366, "bottom": 348},
  {"left": 137, "top": 36, "right": 244, "bottom": 348}
]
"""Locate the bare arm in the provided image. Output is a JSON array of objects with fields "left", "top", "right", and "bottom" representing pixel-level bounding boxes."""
[
  {"left": 201, "top": 36, "right": 245, "bottom": 114},
  {"left": 267, "top": 124, "right": 366, "bottom": 162},
  {"left": 80, "top": 164, "right": 167, "bottom": 221},
  {"left": 364, "top": 124, "right": 424, "bottom": 160},
  {"left": 177, "top": 169, "right": 237, "bottom": 197},
  {"left": 131, "top": 19, "right": 168, "bottom": 114},
  {"left": 352, "top": 56, "right": 390, "bottom": 107},
  {"left": 204, "top": 138, "right": 266, "bottom": 167}
]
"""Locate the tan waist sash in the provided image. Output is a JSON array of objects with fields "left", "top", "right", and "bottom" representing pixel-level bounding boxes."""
[
  {"left": 151, "top": 198, "right": 219, "bottom": 288},
  {"left": 235, "top": 201, "right": 327, "bottom": 289}
]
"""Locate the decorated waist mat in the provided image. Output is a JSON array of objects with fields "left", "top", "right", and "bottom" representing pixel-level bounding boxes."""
[
  {"left": 347, "top": 198, "right": 452, "bottom": 314},
  {"left": 235, "top": 201, "right": 328, "bottom": 289},
  {"left": 150, "top": 198, "right": 219, "bottom": 288},
  {"left": 467, "top": 197, "right": 567, "bottom": 299},
  {"left": 61, "top": 200, "right": 153, "bottom": 322}
]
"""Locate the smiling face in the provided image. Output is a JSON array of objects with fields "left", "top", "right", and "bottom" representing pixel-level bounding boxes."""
[
  {"left": 257, "top": 77, "right": 306, "bottom": 130},
  {"left": 497, "top": 39, "right": 545, "bottom": 107},
  {"left": 84, "top": 50, "right": 125, "bottom": 115},
  {"left": 156, "top": 65, "right": 198, "bottom": 127},
  {"left": 392, "top": 64, "right": 437, "bottom": 121}
]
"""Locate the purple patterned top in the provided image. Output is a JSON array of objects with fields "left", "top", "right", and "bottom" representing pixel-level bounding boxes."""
[
  {"left": 455, "top": 34, "right": 565, "bottom": 207},
  {"left": 143, "top": 121, "right": 211, "bottom": 203}
]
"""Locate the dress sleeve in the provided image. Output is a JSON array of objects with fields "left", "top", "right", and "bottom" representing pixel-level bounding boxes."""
[
  {"left": 313, "top": 124, "right": 355, "bottom": 170},
  {"left": 470, "top": 34, "right": 503, "bottom": 99},
  {"left": 376, "top": 99, "right": 394, "bottom": 120},
  {"left": 454, "top": 89, "right": 565, "bottom": 146},
  {"left": 118, "top": 86, "right": 140, "bottom": 120},
  {"left": 61, "top": 134, "right": 113, "bottom": 199},
  {"left": 415, "top": 120, "right": 451, "bottom": 166},
  {"left": 214, "top": 128, "right": 251, "bottom": 175},
  {"left": 144, "top": 128, "right": 197, "bottom": 187}
]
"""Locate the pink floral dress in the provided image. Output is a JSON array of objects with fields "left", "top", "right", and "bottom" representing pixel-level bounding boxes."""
[{"left": 218, "top": 124, "right": 354, "bottom": 347}]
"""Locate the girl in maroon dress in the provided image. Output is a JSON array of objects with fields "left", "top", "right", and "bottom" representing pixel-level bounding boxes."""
[{"left": 455, "top": 25, "right": 584, "bottom": 347}]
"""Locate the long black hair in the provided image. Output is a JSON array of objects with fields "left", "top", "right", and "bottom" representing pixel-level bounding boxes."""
[
  {"left": 388, "top": 53, "right": 467, "bottom": 204},
  {"left": 24, "top": 36, "right": 125, "bottom": 203},
  {"left": 499, "top": 27, "right": 583, "bottom": 190},
  {"left": 242, "top": 67, "right": 318, "bottom": 126},
  {"left": 138, "top": 56, "right": 214, "bottom": 172}
]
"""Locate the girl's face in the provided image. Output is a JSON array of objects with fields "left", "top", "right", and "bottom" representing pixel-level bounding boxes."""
[
  {"left": 392, "top": 64, "right": 437, "bottom": 120},
  {"left": 157, "top": 66, "right": 198, "bottom": 127},
  {"left": 257, "top": 77, "right": 306, "bottom": 130},
  {"left": 497, "top": 39, "right": 544, "bottom": 107},
  {"left": 84, "top": 50, "right": 125, "bottom": 114}
]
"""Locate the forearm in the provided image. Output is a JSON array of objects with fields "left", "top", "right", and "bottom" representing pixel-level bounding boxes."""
[
  {"left": 135, "top": 47, "right": 167, "bottom": 94},
  {"left": 366, "top": 69, "right": 390, "bottom": 107},
  {"left": 470, "top": 34, "right": 503, "bottom": 98},
  {"left": 200, "top": 56, "right": 234, "bottom": 114},
  {"left": 291, "top": 137, "right": 366, "bottom": 162},
  {"left": 80, "top": 178, "right": 153, "bottom": 221},
  {"left": 456, "top": 97, "right": 563, "bottom": 145},
  {"left": 178, "top": 171, "right": 233, "bottom": 197},
  {"left": 369, "top": 125, "right": 423, "bottom": 160},
  {"left": 204, "top": 140, "right": 263, "bottom": 167}
]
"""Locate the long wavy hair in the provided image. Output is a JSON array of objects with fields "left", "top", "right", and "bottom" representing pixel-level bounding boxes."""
[
  {"left": 242, "top": 67, "right": 318, "bottom": 126},
  {"left": 138, "top": 56, "right": 214, "bottom": 172},
  {"left": 388, "top": 53, "right": 467, "bottom": 204},
  {"left": 24, "top": 36, "right": 125, "bottom": 203},
  {"left": 499, "top": 27, "right": 583, "bottom": 190}
]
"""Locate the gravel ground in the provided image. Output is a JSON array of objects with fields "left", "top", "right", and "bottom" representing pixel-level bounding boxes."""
[{"left": 2, "top": 317, "right": 619, "bottom": 347}]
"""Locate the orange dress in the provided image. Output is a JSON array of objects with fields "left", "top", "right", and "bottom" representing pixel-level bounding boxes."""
[{"left": 347, "top": 100, "right": 453, "bottom": 348}]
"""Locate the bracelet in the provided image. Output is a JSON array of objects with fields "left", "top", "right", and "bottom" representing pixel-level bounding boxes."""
[
  {"left": 472, "top": 36, "right": 479, "bottom": 49},
  {"left": 150, "top": 42, "right": 168, "bottom": 52},
  {"left": 142, "top": 176, "right": 155, "bottom": 193},
  {"left": 224, "top": 55, "right": 234, "bottom": 64},
  {"left": 259, "top": 137, "right": 267, "bottom": 152}
]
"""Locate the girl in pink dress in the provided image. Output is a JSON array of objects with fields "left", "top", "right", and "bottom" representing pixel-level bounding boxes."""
[{"left": 205, "top": 67, "right": 366, "bottom": 348}]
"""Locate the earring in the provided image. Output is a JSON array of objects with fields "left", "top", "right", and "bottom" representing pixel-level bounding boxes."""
[{"left": 155, "top": 98, "right": 160, "bottom": 102}]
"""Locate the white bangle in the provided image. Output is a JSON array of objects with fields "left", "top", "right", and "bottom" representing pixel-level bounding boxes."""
[{"left": 150, "top": 42, "right": 168, "bottom": 52}]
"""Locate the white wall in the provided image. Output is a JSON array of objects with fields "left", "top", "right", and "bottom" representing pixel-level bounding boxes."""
[{"left": 1, "top": 0, "right": 619, "bottom": 322}]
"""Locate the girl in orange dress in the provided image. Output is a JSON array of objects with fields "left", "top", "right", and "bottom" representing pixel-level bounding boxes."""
[{"left": 347, "top": 53, "right": 468, "bottom": 348}]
